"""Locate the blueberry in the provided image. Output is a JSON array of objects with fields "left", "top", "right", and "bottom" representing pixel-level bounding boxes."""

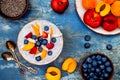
[
  {"left": 44, "top": 26, "right": 49, "bottom": 31},
  {"left": 35, "top": 56, "right": 41, "bottom": 61},
  {"left": 83, "top": 69, "right": 87, "bottom": 72},
  {"left": 24, "top": 39, "right": 29, "bottom": 44},
  {"left": 105, "top": 61, "right": 110, "bottom": 66},
  {"left": 104, "top": 73, "right": 109, "bottom": 78},
  {"left": 106, "top": 44, "right": 112, "bottom": 50},
  {"left": 38, "top": 36, "right": 43, "bottom": 41},
  {"left": 96, "top": 68, "right": 100, "bottom": 73},
  {"left": 83, "top": 73, "right": 87, "bottom": 77},
  {"left": 100, "top": 65, "right": 105, "bottom": 69},
  {"left": 100, "top": 77, "right": 104, "bottom": 80},
  {"left": 91, "top": 68, "right": 95, "bottom": 71},
  {"left": 98, "top": 61, "right": 102, "bottom": 65},
  {"left": 84, "top": 43, "right": 91, "bottom": 48},
  {"left": 88, "top": 64, "right": 92, "bottom": 68},
  {"left": 84, "top": 35, "right": 91, "bottom": 41},
  {"left": 42, "top": 39, "right": 48, "bottom": 45},
  {"left": 96, "top": 55, "right": 102, "bottom": 60},
  {"left": 51, "top": 37, "right": 57, "bottom": 43},
  {"left": 36, "top": 41, "right": 41, "bottom": 46},
  {"left": 93, "top": 76, "right": 98, "bottom": 79},
  {"left": 38, "top": 47, "right": 43, "bottom": 52},
  {"left": 106, "top": 67, "right": 112, "bottom": 72},
  {"left": 92, "top": 60, "right": 97, "bottom": 66},
  {"left": 89, "top": 72, "right": 94, "bottom": 77},
  {"left": 91, "top": 55, "right": 95, "bottom": 60},
  {"left": 89, "top": 78, "right": 94, "bottom": 80},
  {"left": 102, "top": 57, "right": 107, "bottom": 62},
  {"left": 32, "top": 35, "right": 37, "bottom": 40},
  {"left": 86, "top": 57, "right": 92, "bottom": 63},
  {"left": 82, "top": 63, "right": 88, "bottom": 69},
  {"left": 48, "top": 51, "right": 53, "bottom": 56}
]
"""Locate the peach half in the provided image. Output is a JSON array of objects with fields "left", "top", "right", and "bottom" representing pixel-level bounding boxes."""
[
  {"left": 45, "top": 67, "right": 61, "bottom": 80},
  {"left": 95, "top": 1, "right": 110, "bottom": 16},
  {"left": 62, "top": 58, "right": 77, "bottom": 73}
]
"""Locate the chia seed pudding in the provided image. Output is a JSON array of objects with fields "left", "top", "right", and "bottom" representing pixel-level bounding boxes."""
[{"left": 0, "top": 0, "right": 26, "bottom": 17}]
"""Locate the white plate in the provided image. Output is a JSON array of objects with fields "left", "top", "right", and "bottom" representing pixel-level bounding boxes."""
[
  {"left": 76, "top": 0, "right": 120, "bottom": 35},
  {"left": 17, "top": 20, "right": 63, "bottom": 65}
]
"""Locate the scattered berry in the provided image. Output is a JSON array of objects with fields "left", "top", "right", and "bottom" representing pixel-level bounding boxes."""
[
  {"left": 36, "top": 41, "right": 41, "bottom": 46},
  {"left": 48, "top": 51, "right": 53, "bottom": 56},
  {"left": 46, "top": 42, "right": 54, "bottom": 49},
  {"left": 84, "top": 43, "right": 91, "bottom": 48},
  {"left": 42, "top": 31, "right": 48, "bottom": 38},
  {"left": 84, "top": 35, "right": 91, "bottom": 41},
  {"left": 24, "top": 39, "right": 29, "bottom": 44},
  {"left": 35, "top": 56, "right": 41, "bottom": 61},
  {"left": 44, "top": 26, "right": 49, "bottom": 31},
  {"left": 25, "top": 32, "right": 32, "bottom": 38},
  {"left": 51, "top": 37, "right": 57, "bottom": 43},
  {"left": 105, "top": 61, "right": 110, "bottom": 66},
  {"left": 102, "top": 57, "right": 107, "bottom": 62},
  {"left": 38, "top": 36, "right": 43, "bottom": 41},
  {"left": 29, "top": 46, "right": 38, "bottom": 54},
  {"left": 106, "top": 44, "right": 112, "bottom": 50},
  {"left": 86, "top": 57, "right": 92, "bottom": 63},
  {"left": 42, "top": 39, "right": 48, "bottom": 45},
  {"left": 38, "top": 47, "right": 43, "bottom": 52},
  {"left": 32, "top": 35, "right": 37, "bottom": 40},
  {"left": 106, "top": 67, "right": 112, "bottom": 72}
]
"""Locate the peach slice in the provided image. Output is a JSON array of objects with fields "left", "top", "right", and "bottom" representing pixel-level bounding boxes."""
[
  {"left": 41, "top": 49, "right": 47, "bottom": 60},
  {"left": 95, "top": 1, "right": 110, "bottom": 16},
  {"left": 32, "top": 25, "right": 40, "bottom": 37},
  {"left": 62, "top": 58, "right": 77, "bottom": 73},
  {"left": 45, "top": 67, "right": 61, "bottom": 80},
  {"left": 22, "top": 42, "right": 35, "bottom": 50}
]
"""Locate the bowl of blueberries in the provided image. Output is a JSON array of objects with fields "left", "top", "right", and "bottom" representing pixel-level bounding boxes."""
[{"left": 80, "top": 53, "right": 114, "bottom": 80}]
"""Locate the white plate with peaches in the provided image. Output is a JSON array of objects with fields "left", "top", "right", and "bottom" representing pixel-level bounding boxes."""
[{"left": 76, "top": 0, "right": 120, "bottom": 35}]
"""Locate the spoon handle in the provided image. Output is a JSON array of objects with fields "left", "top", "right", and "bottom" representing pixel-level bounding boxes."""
[
  {"left": 12, "top": 50, "right": 26, "bottom": 76},
  {"left": 19, "top": 63, "right": 38, "bottom": 74}
]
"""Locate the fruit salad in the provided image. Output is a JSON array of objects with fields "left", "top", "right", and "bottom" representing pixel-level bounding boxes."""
[
  {"left": 80, "top": 53, "right": 114, "bottom": 80},
  {"left": 82, "top": 0, "right": 120, "bottom": 32},
  {"left": 22, "top": 23, "right": 58, "bottom": 61}
]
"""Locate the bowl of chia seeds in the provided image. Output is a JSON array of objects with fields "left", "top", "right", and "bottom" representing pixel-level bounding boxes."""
[{"left": 0, "top": 0, "right": 28, "bottom": 20}]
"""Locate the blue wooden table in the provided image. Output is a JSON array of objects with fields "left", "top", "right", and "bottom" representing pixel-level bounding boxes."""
[{"left": 0, "top": 0, "right": 120, "bottom": 80}]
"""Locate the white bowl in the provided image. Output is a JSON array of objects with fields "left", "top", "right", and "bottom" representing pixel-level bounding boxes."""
[{"left": 17, "top": 20, "right": 63, "bottom": 65}]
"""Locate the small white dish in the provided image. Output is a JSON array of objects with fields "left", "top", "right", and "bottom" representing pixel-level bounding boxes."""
[
  {"left": 76, "top": 0, "right": 120, "bottom": 35},
  {"left": 17, "top": 20, "right": 63, "bottom": 65}
]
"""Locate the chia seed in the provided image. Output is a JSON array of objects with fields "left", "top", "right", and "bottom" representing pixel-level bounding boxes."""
[{"left": 0, "top": 0, "right": 26, "bottom": 17}]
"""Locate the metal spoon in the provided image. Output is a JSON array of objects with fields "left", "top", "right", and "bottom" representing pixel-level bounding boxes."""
[
  {"left": 6, "top": 40, "right": 26, "bottom": 76},
  {"left": 1, "top": 52, "right": 38, "bottom": 74}
]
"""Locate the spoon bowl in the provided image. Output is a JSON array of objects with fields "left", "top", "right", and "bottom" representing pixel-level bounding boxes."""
[{"left": 1, "top": 52, "right": 14, "bottom": 61}]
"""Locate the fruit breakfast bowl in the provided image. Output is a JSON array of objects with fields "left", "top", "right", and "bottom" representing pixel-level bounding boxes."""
[
  {"left": 80, "top": 53, "right": 114, "bottom": 80},
  {"left": 17, "top": 20, "right": 63, "bottom": 65},
  {"left": 76, "top": 0, "right": 120, "bottom": 35}
]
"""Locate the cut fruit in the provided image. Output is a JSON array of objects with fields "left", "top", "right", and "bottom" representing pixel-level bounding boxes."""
[
  {"left": 41, "top": 49, "right": 47, "bottom": 60},
  {"left": 29, "top": 46, "right": 38, "bottom": 54},
  {"left": 95, "top": 1, "right": 110, "bottom": 16},
  {"left": 103, "top": 0, "right": 116, "bottom": 4},
  {"left": 42, "top": 31, "right": 48, "bottom": 38},
  {"left": 50, "top": 27, "right": 53, "bottom": 37},
  {"left": 22, "top": 42, "right": 35, "bottom": 50},
  {"left": 45, "top": 67, "right": 61, "bottom": 80},
  {"left": 25, "top": 32, "right": 33, "bottom": 38},
  {"left": 32, "top": 25, "right": 40, "bottom": 37}
]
